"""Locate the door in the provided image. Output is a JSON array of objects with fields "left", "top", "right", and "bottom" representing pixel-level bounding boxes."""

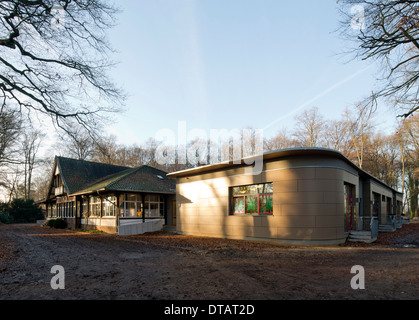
[
  {"left": 373, "top": 193, "right": 381, "bottom": 224},
  {"left": 386, "top": 197, "right": 392, "bottom": 215},
  {"left": 344, "top": 183, "right": 355, "bottom": 232},
  {"left": 171, "top": 200, "right": 177, "bottom": 226}
]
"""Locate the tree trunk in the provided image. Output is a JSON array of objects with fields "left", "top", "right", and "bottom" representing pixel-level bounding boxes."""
[{"left": 408, "top": 174, "right": 418, "bottom": 219}]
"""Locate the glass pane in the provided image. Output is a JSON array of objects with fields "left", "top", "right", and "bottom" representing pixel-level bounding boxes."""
[
  {"left": 146, "top": 194, "right": 159, "bottom": 202},
  {"left": 150, "top": 203, "right": 159, "bottom": 217},
  {"left": 233, "top": 186, "right": 247, "bottom": 196},
  {"left": 83, "top": 201, "right": 87, "bottom": 213},
  {"left": 136, "top": 204, "right": 142, "bottom": 217},
  {"left": 127, "top": 194, "right": 141, "bottom": 202},
  {"left": 245, "top": 196, "right": 258, "bottom": 214},
  {"left": 232, "top": 183, "right": 274, "bottom": 215},
  {"left": 107, "top": 203, "right": 115, "bottom": 216},
  {"left": 232, "top": 197, "right": 245, "bottom": 214},
  {"left": 108, "top": 197, "right": 116, "bottom": 216},
  {"left": 127, "top": 202, "right": 136, "bottom": 217},
  {"left": 260, "top": 195, "right": 273, "bottom": 214},
  {"left": 247, "top": 185, "right": 258, "bottom": 195},
  {"left": 258, "top": 183, "right": 273, "bottom": 194}
]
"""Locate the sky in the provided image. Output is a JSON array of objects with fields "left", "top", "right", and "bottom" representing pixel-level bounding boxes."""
[{"left": 105, "top": 0, "right": 400, "bottom": 147}]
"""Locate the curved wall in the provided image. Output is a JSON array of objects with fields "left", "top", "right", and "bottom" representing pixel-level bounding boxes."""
[{"left": 175, "top": 154, "right": 360, "bottom": 245}]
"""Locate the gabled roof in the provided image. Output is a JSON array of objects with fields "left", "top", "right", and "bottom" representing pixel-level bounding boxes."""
[
  {"left": 55, "top": 157, "right": 130, "bottom": 195},
  {"left": 72, "top": 165, "right": 176, "bottom": 195},
  {"left": 49, "top": 157, "right": 176, "bottom": 198}
]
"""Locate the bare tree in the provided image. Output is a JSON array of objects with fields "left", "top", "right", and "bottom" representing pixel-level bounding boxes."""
[
  {"left": 293, "top": 107, "right": 326, "bottom": 148},
  {"left": 396, "top": 114, "right": 419, "bottom": 217},
  {"left": 0, "top": 108, "right": 21, "bottom": 165},
  {"left": 395, "top": 119, "right": 410, "bottom": 211},
  {"left": 324, "top": 119, "right": 352, "bottom": 154},
  {"left": 0, "top": 0, "right": 124, "bottom": 137},
  {"left": 344, "top": 101, "right": 376, "bottom": 168},
  {"left": 58, "top": 127, "right": 95, "bottom": 161},
  {"left": 264, "top": 127, "right": 295, "bottom": 152},
  {"left": 22, "top": 129, "right": 44, "bottom": 200},
  {"left": 338, "top": 0, "right": 419, "bottom": 117},
  {"left": 364, "top": 133, "right": 400, "bottom": 188},
  {"left": 0, "top": 166, "right": 20, "bottom": 203},
  {"left": 122, "top": 144, "right": 160, "bottom": 168},
  {"left": 92, "top": 134, "right": 119, "bottom": 165}
]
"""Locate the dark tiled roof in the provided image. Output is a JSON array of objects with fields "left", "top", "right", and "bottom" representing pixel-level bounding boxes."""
[
  {"left": 56, "top": 157, "right": 130, "bottom": 194},
  {"left": 108, "top": 166, "right": 176, "bottom": 194},
  {"left": 74, "top": 165, "right": 176, "bottom": 195},
  {"left": 55, "top": 156, "right": 176, "bottom": 195}
]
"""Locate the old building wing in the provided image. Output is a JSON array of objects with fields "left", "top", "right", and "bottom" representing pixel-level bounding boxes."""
[
  {"left": 47, "top": 156, "right": 131, "bottom": 199},
  {"left": 45, "top": 156, "right": 176, "bottom": 233}
]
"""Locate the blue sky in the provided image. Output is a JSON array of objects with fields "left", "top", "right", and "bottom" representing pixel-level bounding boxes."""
[{"left": 106, "top": 0, "right": 399, "bottom": 146}]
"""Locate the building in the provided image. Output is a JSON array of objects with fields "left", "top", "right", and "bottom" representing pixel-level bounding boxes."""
[
  {"left": 44, "top": 156, "right": 176, "bottom": 234},
  {"left": 167, "top": 148, "right": 404, "bottom": 245}
]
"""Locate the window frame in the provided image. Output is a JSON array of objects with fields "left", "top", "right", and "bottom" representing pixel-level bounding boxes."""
[
  {"left": 103, "top": 196, "right": 117, "bottom": 217},
  {"left": 258, "top": 193, "right": 274, "bottom": 215},
  {"left": 230, "top": 183, "right": 274, "bottom": 216},
  {"left": 231, "top": 196, "right": 245, "bottom": 215},
  {"left": 89, "top": 196, "right": 101, "bottom": 217},
  {"left": 145, "top": 194, "right": 165, "bottom": 218}
]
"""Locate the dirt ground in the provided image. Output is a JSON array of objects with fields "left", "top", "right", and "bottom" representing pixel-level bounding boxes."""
[{"left": 0, "top": 222, "right": 418, "bottom": 301}]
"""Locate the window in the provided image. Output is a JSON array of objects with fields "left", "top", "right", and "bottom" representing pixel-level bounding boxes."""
[
  {"left": 103, "top": 196, "right": 117, "bottom": 217},
  {"left": 119, "top": 194, "right": 165, "bottom": 218},
  {"left": 259, "top": 194, "right": 273, "bottom": 214},
  {"left": 89, "top": 196, "right": 101, "bottom": 217},
  {"left": 65, "top": 202, "right": 74, "bottom": 218},
  {"left": 82, "top": 198, "right": 88, "bottom": 215},
  {"left": 344, "top": 183, "right": 356, "bottom": 232},
  {"left": 246, "top": 195, "right": 258, "bottom": 214},
  {"left": 57, "top": 203, "right": 62, "bottom": 218},
  {"left": 145, "top": 195, "right": 165, "bottom": 218},
  {"left": 232, "top": 196, "right": 245, "bottom": 214},
  {"left": 231, "top": 183, "right": 273, "bottom": 216},
  {"left": 55, "top": 201, "right": 75, "bottom": 218},
  {"left": 121, "top": 194, "right": 142, "bottom": 217}
]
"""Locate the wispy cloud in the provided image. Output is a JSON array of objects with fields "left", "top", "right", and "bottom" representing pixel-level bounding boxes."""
[
  {"left": 263, "top": 64, "right": 374, "bottom": 131},
  {"left": 181, "top": 0, "right": 210, "bottom": 125}
]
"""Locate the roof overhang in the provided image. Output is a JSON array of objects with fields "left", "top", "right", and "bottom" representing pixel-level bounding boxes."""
[
  {"left": 167, "top": 147, "right": 402, "bottom": 194},
  {"left": 71, "top": 188, "right": 176, "bottom": 197},
  {"left": 167, "top": 148, "right": 349, "bottom": 177}
]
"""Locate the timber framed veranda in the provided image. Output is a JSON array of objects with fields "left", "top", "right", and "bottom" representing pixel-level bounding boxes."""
[{"left": 44, "top": 157, "right": 176, "bottom": 234}]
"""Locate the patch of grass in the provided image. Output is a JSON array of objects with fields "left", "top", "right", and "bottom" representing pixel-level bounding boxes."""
[
  {"left": 73, "top": 228, "right": 105, "bottom": 234},
  {"left": 84, "top": 229, "right": 105, "bottom": 234}
]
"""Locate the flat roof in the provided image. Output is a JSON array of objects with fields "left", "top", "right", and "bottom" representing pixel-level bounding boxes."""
[{"left": 167, "top": 147, "right": 402, "bottom": 195}]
